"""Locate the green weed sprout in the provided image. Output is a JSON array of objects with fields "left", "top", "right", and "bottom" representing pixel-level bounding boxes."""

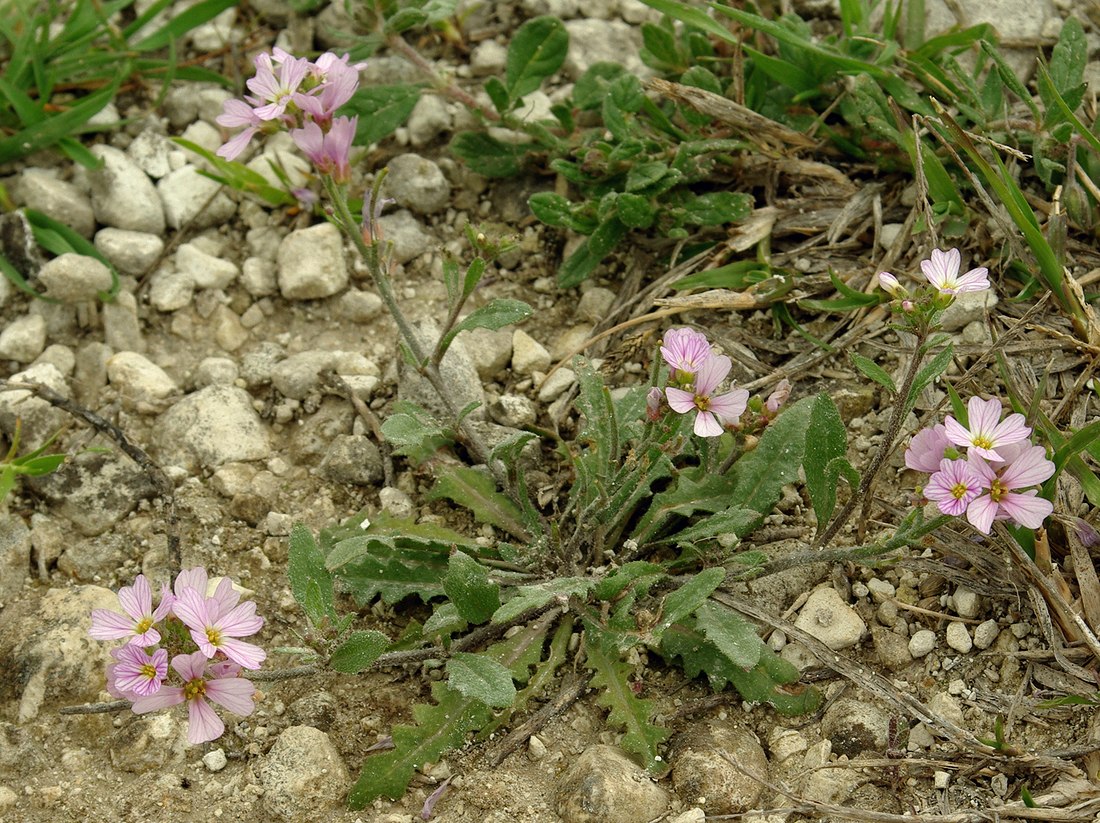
[{"left": 0, "top": 420, "right": 67, "bottom": 506}]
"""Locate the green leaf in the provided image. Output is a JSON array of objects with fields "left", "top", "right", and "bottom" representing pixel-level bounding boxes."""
[
  {"left": 594, "top": 562, "right": 667, "bottom": 602},
  {"left": 440, "top": 299, "right": 533, "bottom": 353},
  {"left": 345, "top": 85, "right": 421, "bottom": 146},
  {"left": 429, "top": 466, "right": 530, "bottom": 541},
  {"left": 450, "top": 131, "right": 530, "bottom": 177},
  {"left": 850, "top": 352, "right": 897, "bottom": 393},
  {"left": 529, "top": 191, "right": 579, "bottom": 229},
  {"left": 659, "top": 507, "right": 762, "bottom": 547},
  {"left": 492, "top": 577, "right": 594, "bottom": 624},
  {"left": 574, "top": 62, "right": 627, "bottom": 110},
  {"left": 1048, "top": 16, "right": 1086, "bottom": 100},
  {"left": 633, "top": 469, "right": 736, "bottom": 545},
  {"left": 446, "top": 652, "right": 517, "bottom": 708},
  {"left": 23, "top": 209, "right": 120, "bottom": 300},
  {"left": 660, "top": 621, "right": 821, "bottom": 715},
  {"left": 288, "top": 523, "right": 336, "bottom": 626},
  {"left": 727, "top": 395, "right": 815, "bottom": 514},
  {"left": 132, "top": 0, "right": 237, "bottom": 51},
  {"left": 680, "top": 191, "right": 753, "bottom": 226},
  {"left": 557, "top": 217, "right": 627, "bottom": 288},
  {"left": 802, "top": 394, "right": 849, "bottom": 536},
  {"left": 640, "top": 21, "right": 684, "bottom": 72},
  {"left": 330, "top": 630, "right": 390, "bottom": 674},
  {"left": 658, "top": 567, "right": 725, "bottom": 632},
  {"left": 443, "top": 551, "right": 501, "bottom": 624},
  {"left": 380, "top": 403, "right": 452, "bottom": 462},
  {"left": 506, "top": 16, "right": 569, "bottom": 102},
  {"left": 694, "top": 600, "right": 762, "bottom": 669},
  {"left": 422, "top": 601, "right": 468, "bottom": 640},
  {"left": 615, "top": 193, "right": 656, "bottom": 229},
  {"left": 585, "top": 625, "right": 669, "bottom": 774}
]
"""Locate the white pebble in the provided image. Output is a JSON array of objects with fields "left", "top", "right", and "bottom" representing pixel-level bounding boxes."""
[{"left": 908, "top": 629, "right": 936, "bottom": 658}]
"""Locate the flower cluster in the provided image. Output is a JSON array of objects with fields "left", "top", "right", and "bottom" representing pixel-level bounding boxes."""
[
  {"left": 906, "top": 397, "right": 1054, "bottom": 534},
  {"left": 216, "top": 48, "right": 366, "bottom": 183},
  {"left": 89, "top": 567, "right": 265, "bottom": 744},
  {"left": 650, "top": 328, "right": 750, "bottom": 437}
]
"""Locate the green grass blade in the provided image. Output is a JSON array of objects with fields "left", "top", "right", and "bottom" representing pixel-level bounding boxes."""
[
  {"left": 133, "top": 0, "right": 237, "bottom": 51},
  {"left": 1035, "top": 62, "right": 1100, "bottom": 157}
]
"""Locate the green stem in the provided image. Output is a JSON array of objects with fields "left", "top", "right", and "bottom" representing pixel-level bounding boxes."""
[
  {"left": 814, "top": 327, "right": 930, "bottom": 547},
  {"left": 322, "top": 176, "right": 495, "bottom": 468}
]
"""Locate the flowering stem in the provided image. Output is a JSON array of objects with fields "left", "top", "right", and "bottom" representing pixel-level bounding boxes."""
[
  {"left": 321, "top": 176, "right": 497, "bottom": 468},
  {"left": 814, "top": 329, "right": 930, "bottom": 547},
  {"left": 385, "top": 34, "right": 500, "bottom": 122}
]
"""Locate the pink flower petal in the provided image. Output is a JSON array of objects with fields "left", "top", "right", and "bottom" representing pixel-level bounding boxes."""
[
  {"left": 218, "top": 637, "right": 267, "bottom": 669},
  {"left": 709, "top": 388, "right": 749, "bottom": 425},
  {"left": 665, "top": 387, "right": 697, "bottom": 414},
  {"left": 965, "top": 495, "right": 997, "bottom": 534},
  {"left": 186, "top": 698, "right": 225, "bottom": 744},
  {"left": 693, "top": 410, "right": 724, "bottom": 437},
  {"left": 693, "top": 354, "right": 732, "bottom": 396},
  {"left": 1000, "top": 492, "right": 1053, "bottom": 529},
  {"left": 205, "top": 677, "right": 257, "bottom": 717}
]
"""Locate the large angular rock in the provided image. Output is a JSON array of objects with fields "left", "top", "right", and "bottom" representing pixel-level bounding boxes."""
[
  {"left": 277, "top": 223, "right": 348, "bottom": 300},
  {"left": 88, "top": 144, "right": 165, "bottom": 234},
  {"left": 153, "top": 385, "right": 270, "bottom": 471}
]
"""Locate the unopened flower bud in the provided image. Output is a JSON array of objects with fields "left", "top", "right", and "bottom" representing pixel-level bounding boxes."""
[
  {"left": 645, "top": 387, "right": 663, "bottom": 421},
  {"left": 766, "top": 379, "right": 791, "bottom": 414}
]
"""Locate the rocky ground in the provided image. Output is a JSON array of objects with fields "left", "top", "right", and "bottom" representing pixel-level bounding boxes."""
[{"left": 3, "top": 0, "right": 1100, "bottom": 821}]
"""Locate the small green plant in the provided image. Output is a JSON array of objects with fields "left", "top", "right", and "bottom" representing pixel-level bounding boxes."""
[
  {"left": 0, "top": 0, "right": 234, "bottom": 166},
  {"left": 0, "top": 420, "right": 67, "bottom": 506}
]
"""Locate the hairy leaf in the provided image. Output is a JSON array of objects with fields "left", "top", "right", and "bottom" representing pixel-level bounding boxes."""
[
  {"left": 492, "top": 577, "right": 594, "bottom": 623},
  {"left": 451, "top": 131, "right": 529, "bottom": 177},
  {"left": 429, "top": 466, "right": 530, "bottom": 541},
  {"left": 849, "top": 352, "right": 897, "bottom": 393},
  {"left": 658, "top": 567, "right": 725, "bottom": 633},
  {"left": 441, "top": 299, "right": 533, "bottom": 353},
  {"left": 330, "top": 630, "right": 390, "bottom": 674},
  {"left": 443, "top": 551, "right": 501, "bottom": 624},
  {"left": 288, "top": 523, "right": 336, "bottom": 626},
  {"left": 694, "top": 601, "right": 762, "bottom": 669},
  {"left": 344, "top": 85, "right": 421, "bottom": 146},
  {"left": 506, "top": 16, "right": 569, "bottom": 102},
  {"left": 728, "top": 395, "right": 814, "bottom": 514},
  {"left": 446, "top": 652, "right": 516, "bottom": 707},
  {"left": 584, "top": 625, "right": 669, "bottom": 774},
  {"left": 802, "top": 394, "right": 849, "bottom": 536}
]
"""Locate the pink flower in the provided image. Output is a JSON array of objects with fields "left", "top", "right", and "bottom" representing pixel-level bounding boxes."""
[
  {"left": 290, "top": 116, "right": 358, "bottom": 183},
  {"left": 90, "top": 574, "right": 174, "bottom": 646},
  {"left": 877, "top": 271, "right": 908, "bottom": 297},
  {"left": 965, "top": 445, "right": 1055, "bottom": 533},
  {"left": 660, "top": 328, "right": 712, "bottom": 377},
  {"left": 919, "top": 248, "right": 989, "bottom": 295},
  {"left": 944, "top": 396, "right": 1030, "bottom": 461},
  {"left": 172, "top": 586, "right": 266, "bottom": 669},
  {"left": 765, "top": 379, "right": 791, "bottom": 415},
  {"left": 905, "top": 423, "right": 951, "bottom": 473},
  {"left": 111, "top": 644, "right": 169, "bottom": 698},
  {"left": 666, "top": 354, "right": 749, "bottom": 437},
  {"left": 131, "top": 652, "right": 256, "bottom": 745},
  {"left": 247, "top": 50, "right": 311, "bottom": 121},
  {"left": 295, "top": 53, "right": 364, "bottom": 126},
  {"left": 923, "top": 457, "right": 982, "bottom": 516},
  {"left": 215, "top": 98, "right": 263, "bottom": 160}
]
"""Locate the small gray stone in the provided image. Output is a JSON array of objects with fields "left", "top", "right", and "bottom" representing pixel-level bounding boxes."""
[
  {"left": 94, "top": 228, "right": 164, "bottom": 276},
  {"left": 109, "top": 714, "right": 186, "bottom": 773},
  {"left": 107, "top": 351, "right": 177, "bottom": 411},
  {"left": 126, "top": 128, "right": 173, "bottom": 179},
  {"left": 538, "top": 367, "right": 575, "bottom": 402},
  {"left": 793, "top": 587, "right": 866, "bottom": 651},
  {"left": 379, "top": 486, "right": 415, "bottom": 519},
  {"left": 16, "top": 172, "right": 95, "bottom": 238},
  {"left": 102, "top": 291, "right": 144, "bottom": 354},
  {"left": 277, "top": 223, "right": 348, "bottom": 300},
  {"left": 195, "top": 357, "right": 239, "bottom": 387},
  {"left": 908, "top": 629, "right": 936, "bottom": 658},
  {"left": 148, "top": 264, "right": 195, "bottom": 312},
  {"left": 33, "top": 450, "right": 157, "bottom": 537},
  {"left": 945, "top": 621, "right": 973, "bottom": 653},
  {"left": 555, "top": 745, "right": 668, "bottom": 823},
  {"left": 318, "top": 435, "right": 384, "bottom": 486},
  {"left": 972, "top": 619, "right": 1000, "bottom": 650},
  {"left": 470, "top": 39, "right": 507, "bottom": 76},
  {"left": 866, "top": 578, "right": 896, "bottom": 603},
  {"left": 246, "top": 146, "right": 311, "bottom": 191},
  {"left": 577, "top": 286, "right": 616, "bottom": 322},
  {"left": 239, "top": 342, "right": 285, "bottom": 387},
  {"left": 406, "top": 94, "right": 452, "bottom": 147},
  {"left": 459, "top": 326, "right": 513, "bottom": 379},
  {"left": 940, "top": 286, "right": 997, "bottom": 332},
  {"left": 0, "top": 517, "right": 31, "bottom": 604},
  {"left": 490, "top": 394, "right": 537, "bottom": 427},
  {"left": 202, "top": 748, "right": 228, "bottom": 772},
  {"left": 259, "top": 726, "right": 351, "bottom": 822},
  {"left": 33, "top": 344, "right": 74, "bottom": 376},
  {"left": 563, "top": 19, "right": 644, "bottom": 80},
  {"left": 383, "top": 153, "right": 451, "bottom": 215},
  {"left": 951, "top": 586, "right": 981, "bottom": 619},
  {"left": 153, "top": 385, "right": 270, "bottom": 471},
  {"left": 271, "top": 350, "right": 378, "bottom": 400},
  {"left": 176, "top": 242, "right": 239, "bottom": 289},
  {"left": 89, "top": 144, "right": 165, "bottom": 234},
  {"left": 336, "top": 289, "right": 384, "bottom": 322},
  {"left": 157, "top": 165, "right": 236, "bottom": 229},
  {"left": 670, "top": 723, "right": 767, "bottom": 814},
  {"left": 242, "top": 256, "right": 278, "bottom": 297},
  {"left": 0, "top": 315, "right": 46, "bottom": 362},
  {"left": 928, "top": 692, "right": 965, "bottom": 728},
  {"left": 822, "top": 697, "right": 891, "bottom": 757},
  {"left": 0, "top": 363, "right": 68, "bottom": 444},
  {"left": 0, "top": 585, "right": 121, "bottom": 721},
  {"left": 512, "top": 328, "right": 551, "bottom": 375},
  {"left": 871, "top": 625, "right": 913, "bottom": 671},
  {"left": 376, "top": 209, "right": 435, "bottom": 264}
]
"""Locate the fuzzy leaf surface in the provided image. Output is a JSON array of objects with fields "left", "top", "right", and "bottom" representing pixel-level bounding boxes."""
[
  {"left": 802, "top": 394, "right": 849, "bottom": 537},
  {"left": 727, "top": 395, "right": 813, "bottom": 514},
  {"left": 428, "top": 466, "right": 530, "bottom": 541},
  {"left": 443, "top": 551, "right": 501, "bottom": 624},
  {"left": 492, "top": 577, "right": 594, "bottom": 623},
  {"left": 694, "top": 601, "right": 762, "bottom": 669},
  {"left": 584, "top": 625, "right": 669, "bottom": 774},
  {"left": 446, "top": 652, "right": 517, "bottom": 708},
  {"left": 506, "top": 16, "right": 569, "bottom": 102},
  {"left": 288, "top": 523, "right": 336, "bottom": 626},
  {"left": 330, "top": 630, "right": 390, "bottom": 674}
]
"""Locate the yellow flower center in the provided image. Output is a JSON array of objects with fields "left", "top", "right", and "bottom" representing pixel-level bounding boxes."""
[
  {"left": 134, "top": 617, "right": 153, "bottom": 634},
  {"left": 972, "top": 435, "right": 993, "bottom": 450},
  {"left": 139, "top": 663, "right": 157, "bottom": 680},
  {"left": 206, "top": 627, "right": 223, "bottom": 647},
  {"left": 183, "top": 678, "right": 207, "bottom": 701},
  {"left": 989, "top": 479, "right": 1007, "bottom": 503},
  {"left": 950, "top": 482, "right": 970, "bottom": 500},
  {"left": 693, "top": 395, "right": 710, "bottom": 412}
]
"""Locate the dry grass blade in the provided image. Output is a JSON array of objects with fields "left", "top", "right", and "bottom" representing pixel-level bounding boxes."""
[
  {"left": 646, "top": 77, "right": 817, "bottom": 154},
  {"left": 1068, "top": 524, "right": 1100, "bottom": 638},
  {"left": 653, "top": 287, "right": 773, "bottom": 311}
]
